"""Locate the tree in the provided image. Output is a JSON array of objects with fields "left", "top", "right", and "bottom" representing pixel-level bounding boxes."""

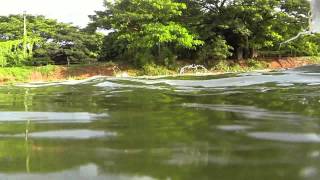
[
  {"left": 176, "top": 0, "right": 312, "bottom": 60},
  {"left": 90, "top": 0, "right": 203, "bottom": 66},
  {"left": 0, "top": 15, "right": 102, "bottom": 66}
]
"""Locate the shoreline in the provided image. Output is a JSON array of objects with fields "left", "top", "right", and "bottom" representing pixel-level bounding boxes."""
[{"left": 0, "top": 57, "right": 319, "bottom": 85}]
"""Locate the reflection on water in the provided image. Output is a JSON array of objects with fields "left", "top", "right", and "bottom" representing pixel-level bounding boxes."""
[
  {"left": 0, "top": 130, "right": 116, "bottom": 139},
  {"left": 0, "top": 163, "right": 157, "bottom": 180},
  {"left": 1, "top": 65, "right": 320, "bottom": 179},
  {"left": 248, "top": 132, "right": 320, "bottom": 143},
  {"left": 182, "top": 103, "right": 313, "bottom": 121},
  {"left": 0, "top": 112, "right": 108, "bottom": 123}
]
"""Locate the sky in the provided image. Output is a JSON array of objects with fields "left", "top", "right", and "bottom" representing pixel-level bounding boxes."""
[{"left": 0, "top": 0, "right": 105, "bottom": 27}]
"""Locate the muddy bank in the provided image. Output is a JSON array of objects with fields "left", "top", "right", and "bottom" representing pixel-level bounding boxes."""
[
  {"left": 264, "top": 57, "right": 316, "bottom": 69},
  {"left": 233, "top": 57, "right": 316, "bottom": 70}
]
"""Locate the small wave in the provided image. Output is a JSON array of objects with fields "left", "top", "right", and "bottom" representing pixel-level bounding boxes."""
[
  {"left": 16, "top": 76, "right": 106, "bottom": 88},
  {"left": 95, "top": 79, "right": 169, "bottom": 90},
  {"left": 182, "top": 103, "right": 312, "bottom": 121}
]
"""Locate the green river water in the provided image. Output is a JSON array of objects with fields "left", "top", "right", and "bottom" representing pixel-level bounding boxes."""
[{"left": 1, "top": 65, "right": 320, "bottom": 180}]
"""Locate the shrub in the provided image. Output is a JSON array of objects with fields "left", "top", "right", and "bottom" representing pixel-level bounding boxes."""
[
  {"left": 247, "top": 59, "right": 268, "bottom": 69},
  {"left": 141, "top": 63, "right": 173, "bottom": 76},
  {"left": 134, "top": 50, "right": 155, "bottom": 67},
  {"left": 197, "top": 36, "right": 233, "bottom": 65}
]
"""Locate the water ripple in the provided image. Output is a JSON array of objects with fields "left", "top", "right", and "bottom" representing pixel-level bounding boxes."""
[{"left": 182, "top": 103, "right": 312, "bottom": 121}]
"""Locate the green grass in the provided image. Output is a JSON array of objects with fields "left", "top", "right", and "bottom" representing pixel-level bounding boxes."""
[
  {"left": 34, "top": 65, "right": 56, "bottom": 76},
  {"left": 304, "top": 56, "right": 320, "bottom": 64},
  {"left": 0, "top": 67, "right": 32, "bottom": 82},
  {"left": 139, "top": 63, "right": 175, "bottom": 76},
  {"left": 0, "top": 65, "right": 57, "bottom": 83},
  {"left": 212, "top": 59, "right": 268, "bottom": 73}
]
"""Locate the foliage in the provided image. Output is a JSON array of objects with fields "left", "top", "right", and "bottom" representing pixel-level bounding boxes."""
[
  {"left": 0, "top": 15, "right": 102, "bottom": 66},
  {"left": 0, "top": 38, "right": 38, "bottom": 67},
  {"left": 177, "top": 0, "right": 312, "bottom": 59},
  {"left": 0, "top": 65, "right": 57, "bottom": 82},
  {"left": 197, "top": 36, "right": 233, "bottom": 64},
  {"left": 247, "top": 59, "right": 268, "bottom": 69},
  {"left": 90, "top": 0, "right": 203, "bottom": 66},
  {"left": 0, "top": 0, "right": 318, "bottom": 73},
  {"left": 134, "top": 50, "right": 155, "bottom": 67},
  {"left": 140, "top": 63, "right": 174, "bottom": 76},
  {"left": 87, "top": 0, "right": 318, "bottom": 68},
  {"left": 213, "top": 59, "right": 268, "bottom": 72}
]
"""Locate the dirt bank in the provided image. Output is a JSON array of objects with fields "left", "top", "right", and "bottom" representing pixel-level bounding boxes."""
[{"left": 264, "top": 57, "right": 316, "bottom": 69}]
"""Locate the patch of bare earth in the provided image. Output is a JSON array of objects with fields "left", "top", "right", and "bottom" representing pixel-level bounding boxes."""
[{"left": 264, "top": 57, "right": 313, "bottom": 69}]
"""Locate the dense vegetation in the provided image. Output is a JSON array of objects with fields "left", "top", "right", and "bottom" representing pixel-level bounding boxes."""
[
  {"left": 0, "top": 15, "right": 102, "bottom": 67},
  {"left": 0, "top": 0, "right": 319, "bottom": 69},
  {"left": 88, "top": 0, "right": 320, "bottom": 67}
]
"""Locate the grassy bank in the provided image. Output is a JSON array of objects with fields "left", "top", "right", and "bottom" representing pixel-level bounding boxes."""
[
  {"left": 0, "top": 65, "right": 56, "bottom": 83},
  {"left": 139, "top": 56, "right": 320, "bottom": 75},
  {"left": 0, "top": 56, "right": 319, "bottom": 84}
]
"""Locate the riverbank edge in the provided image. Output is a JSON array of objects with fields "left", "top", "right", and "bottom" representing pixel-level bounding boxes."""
[{"left": 0, "top": 57, "right": 319, "bottom": 85}]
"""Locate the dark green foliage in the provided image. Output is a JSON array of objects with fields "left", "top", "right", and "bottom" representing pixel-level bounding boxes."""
[
  {"left": 88, "top": 0, "right": 317, "bottom": 66},
  {"left": 90, "top": 0, "right": 203, "bottom": 66},
  {"left": 197, "top": 36, "right": 233, "bottom": 65}
]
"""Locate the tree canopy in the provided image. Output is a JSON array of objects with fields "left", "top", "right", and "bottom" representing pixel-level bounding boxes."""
[
  {"left": 0, "top": 15, "right": 102, "bottom": 66},
  {"left": 0, "top": 0, "right": 318, "bottom": 68}
]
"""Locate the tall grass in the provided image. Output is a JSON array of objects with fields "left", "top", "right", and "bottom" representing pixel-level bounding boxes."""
[{"left": 0, "top": 65, "right": 56, "bottom": 83}]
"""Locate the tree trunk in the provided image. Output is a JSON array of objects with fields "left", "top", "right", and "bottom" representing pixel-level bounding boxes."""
[
  {"left": 236, "top": 47, "right": 243, "bottom": 60},
  {"left": 250, "top": 48, "right": 258, "bottom": 58}
]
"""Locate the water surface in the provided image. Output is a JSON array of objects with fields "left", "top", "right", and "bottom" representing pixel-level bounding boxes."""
[{"left": 1, "top": 65, "right": 320, "bottom": 179}]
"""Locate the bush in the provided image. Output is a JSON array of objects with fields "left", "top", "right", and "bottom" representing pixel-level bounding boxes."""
[
  {"left": 213, "top": 59, "right": 267, "bottom": 73},
  {"left": 134, "top": 50, "right": 155, "bottom": 67},
  {"left": 159, "top": 47, "right": 177, "bottom": 68},
  {"left": 25, "top": 57, "right": 54, "bottom": 66},
  {"left": 5, "top": 53, "right": 28, "bottom": 67},
  {"left": 141, "top": 63, "right": 173, "bottom": 76},
  {"left": 197, "top": 36, "right": 233, "bottom": 65},
  {"left": 213, "top": 60, "right": 232, "bottom": 72},
  {"left": 247, "top": 59, "right": 268, "bottom": 69}
]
